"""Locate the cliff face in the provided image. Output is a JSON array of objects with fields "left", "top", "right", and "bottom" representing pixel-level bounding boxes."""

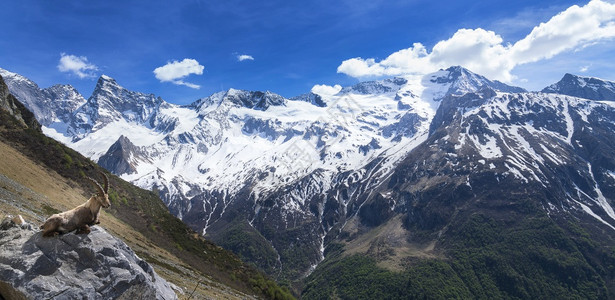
[
  {"left": 0, "top": 218, "right": 177, "bottom": 300},
  {"left": 0, "top": 75, "right": 41, "bottom": 131}
]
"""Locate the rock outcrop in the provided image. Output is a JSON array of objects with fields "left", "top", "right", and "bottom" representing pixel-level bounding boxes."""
[
  {"left": 0, "top": 218, "right": 177, "bottom": 300},
  {"left": 0, "top": 75, "right": 41, "bottom": 131}
]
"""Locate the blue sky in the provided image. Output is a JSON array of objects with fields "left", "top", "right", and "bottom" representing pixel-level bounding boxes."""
[{"left": 1, "top": 0, "right": 614, "bottom": 104}]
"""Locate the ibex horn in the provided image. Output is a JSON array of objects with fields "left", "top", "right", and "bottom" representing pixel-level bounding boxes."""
[
  {"left": 99, "top": 171, "right": 109, "bottom": 194},
  {"left": 87, "top": 177, "right": 105, "bottom": 196}
]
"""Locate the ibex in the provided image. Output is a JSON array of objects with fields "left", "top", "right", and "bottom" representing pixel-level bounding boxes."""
[{"left": 40, "top": 172, "right": 111, "bottom": 237}]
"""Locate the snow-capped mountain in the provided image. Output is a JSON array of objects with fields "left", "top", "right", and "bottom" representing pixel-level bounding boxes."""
[
  {"left": 0, "top": 65, "right": 529, "bottom": 279},
  {"left": 4, "top": 65, "right": 615, "bottom": 285},
  {"left": 305, "top": 86, "right": 615, "bottom": 298},
  {"left": 543, "top": 73, "right": 615, "bottom": 101},
  {"left": 0, "top": 68, "right": 86, "bottom": 127},
  {"left": 383, "top": 88, "right": 615, "bottom": 231}
]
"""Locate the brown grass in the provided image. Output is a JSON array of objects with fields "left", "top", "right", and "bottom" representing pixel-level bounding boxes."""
[
  {"left": 0, "top": 140, "right": 253, "bottom": 300},
  {"left": 341, "top": 215, "right": 441, "bottom": 272}
]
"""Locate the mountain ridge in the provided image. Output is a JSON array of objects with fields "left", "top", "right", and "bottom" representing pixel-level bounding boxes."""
[
  {"left": 0, "top": 68, "right": 86, "bottom": 128},
  {"left": 542, "top": 72, "right": 615, "bottom": 101},
  {"left": 1, "top": 65, "right": 529, "bottom": 282},
  {"left": 4, "top": 65, "right": 615, "bottom": 298}
]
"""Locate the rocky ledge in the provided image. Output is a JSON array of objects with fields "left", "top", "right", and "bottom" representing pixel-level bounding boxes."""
[{"left": 0, "top": 217, "right": 177, "bottom": 300}]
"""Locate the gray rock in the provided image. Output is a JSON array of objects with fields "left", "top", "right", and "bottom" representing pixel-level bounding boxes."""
[
  {"left": 98, "top": 135, "right": 142, "bottom": 176},
  {"left": 0, "top": 222, "right": 177, "bottom": 300}
]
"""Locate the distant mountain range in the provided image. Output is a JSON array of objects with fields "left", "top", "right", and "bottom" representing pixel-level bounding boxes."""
[
  {"left": 3, "top": 66, "right": 615, "bottom": 297},
  {"left": 0, "top": 73, "right": 292, "bottom": 299}
]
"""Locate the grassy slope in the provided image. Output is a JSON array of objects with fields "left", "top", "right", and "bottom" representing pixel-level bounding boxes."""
[
  {"left": 0, "top": 110, "right": 293, "bottom": 300},
  {"left": 303, "top": 210, "right": 615, "bottom": 299}
]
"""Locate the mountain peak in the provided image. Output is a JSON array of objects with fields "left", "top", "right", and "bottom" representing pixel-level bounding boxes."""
[
  {"left": 90, "top": 75, "right": 163, "bottom": 106},
  {"left": 44, "top": 84, "right": 84, "bottom": 101},
  {"left": 224, "top": 89, "right": 286, "bottom": 110},
  {"left": 226, "top": 87, "right": 241, "bottom": 95},
  {"left": 100, "top": 74, "right": 115, "bottom": 81},
  {"left": 98, "top": 135, "right": 141, "bottom": 175},
  {"left": 95, "top": 74, "right": 120, "bottom": 88},
  {"left": 445, "top": 65, "right": 468, "bottom": 74},
  {"left": 0, "top": 67, "right": 28, "bottom": 83},
  {"left": 430, "top": 66, "right": 526, "bottom": 95},
  {"left": 542, "top": 73, "right": 615, "bottom": 101},
  {"left": 91, "top": 75, "right": 124, "bottom": 99},
  {"left": 340, "top": 77, "right": 408, "bottom": 95},
  {"left": 72, "top": 74, "right": 168, "bottom": 134},
  {"left": 196, "top": 88, "right": 286, "bottom": 111},
  {"left": 290, "top": 92, "right": 327, "bottom": 107},
  {"left": 0, "top": 67, "right": 41, "bottom": 93}
]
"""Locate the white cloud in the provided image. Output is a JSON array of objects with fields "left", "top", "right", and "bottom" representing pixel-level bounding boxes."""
[
  {"left": 237, "top": 54, "right": 254, "bottom": 61},
  {"left": 153, "top": 58, "right": 204, "bottom": 89},
  {"left": 337, "top": 0, "right": 615, "bottom": 82},
  {"left": 311, "top": 84, "right": 342, "bottom": 96},
  {"left": 173, "top": 80, "right": 201, "bottom": 89},
  {"left": 57, "top": 53, "right": 98, "bottom": 79},
  {"left": 580, "top": 65, "right": 590, "bottom": 72}
]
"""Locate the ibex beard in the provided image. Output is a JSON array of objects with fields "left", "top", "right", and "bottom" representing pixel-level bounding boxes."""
[{"left": 40, "top": 171, "right": 111, "bottom": 237}]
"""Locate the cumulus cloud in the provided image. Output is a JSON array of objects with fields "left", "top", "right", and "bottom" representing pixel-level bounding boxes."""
[
  {"left": 237, "top": 54, "right": 254, "bottom": 61},
  {"left": 311, "top": 84, "right": 342, "bottom": 96},
  {"left": 153, "top": 58, "right": 204, "bottom": 89},
  {"left": 57, "top": 53, "right": 98, "bottom": 79},
  {"left": 337, "top": 0, "right": 615, "bottom": 82}
]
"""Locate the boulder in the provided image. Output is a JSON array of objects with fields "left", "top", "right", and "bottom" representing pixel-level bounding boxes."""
[{"left": 0, "top": 219, "right": 177, "bottom": 300}]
